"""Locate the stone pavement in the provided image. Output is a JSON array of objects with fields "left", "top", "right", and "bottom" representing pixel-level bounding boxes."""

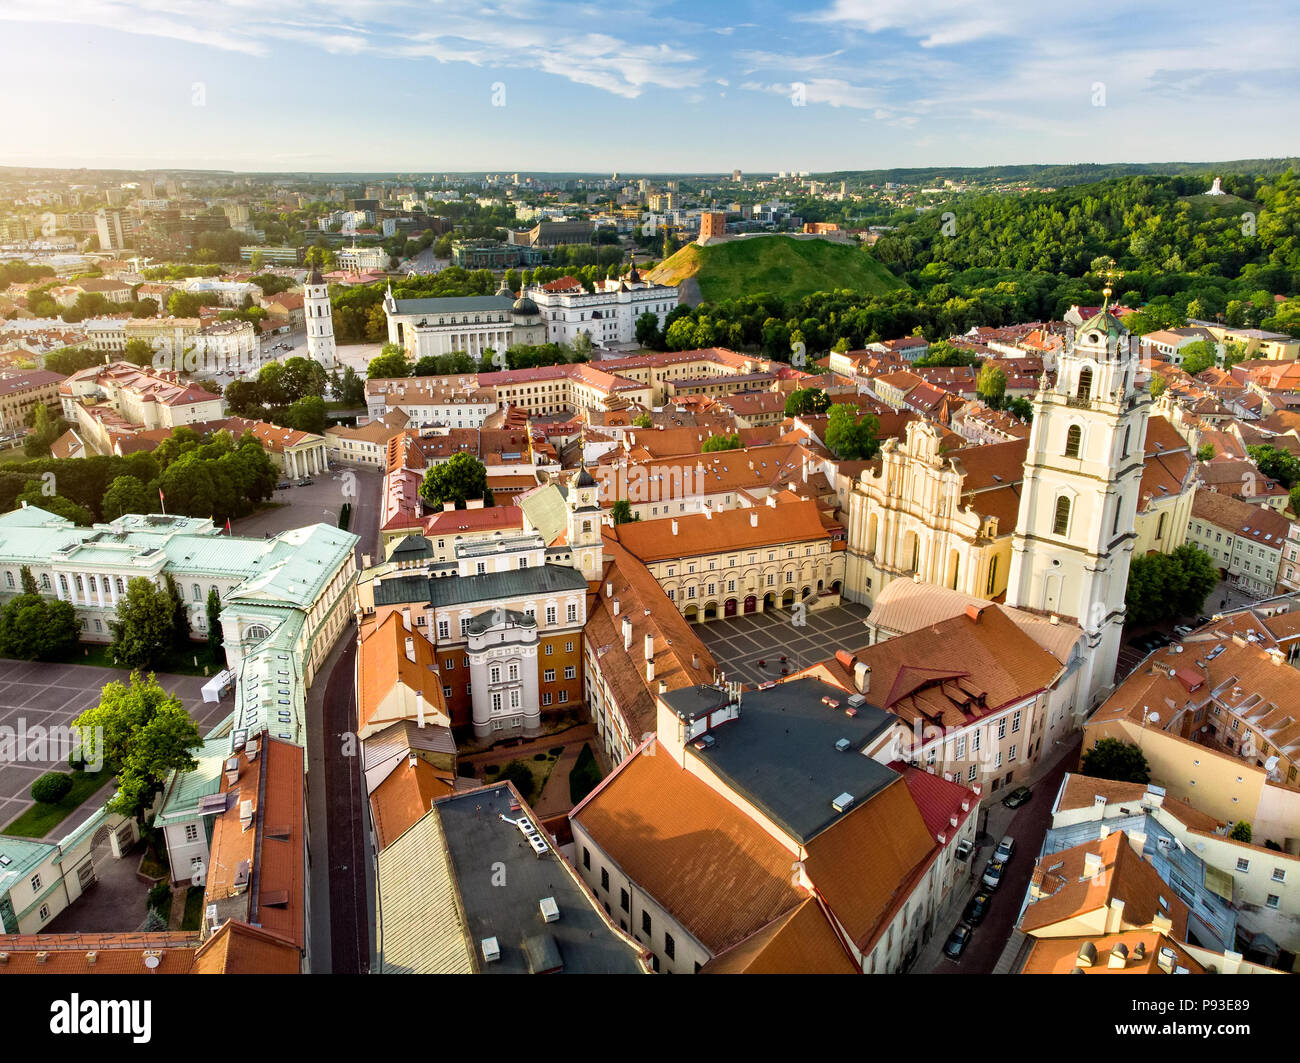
[{"left": 694, "top": 603, "right": 872, "bottom": 687}]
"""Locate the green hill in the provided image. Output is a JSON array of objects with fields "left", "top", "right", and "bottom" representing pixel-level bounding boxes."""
[{"left": 648, "top": 236, "right": 906, "bottom": 305}]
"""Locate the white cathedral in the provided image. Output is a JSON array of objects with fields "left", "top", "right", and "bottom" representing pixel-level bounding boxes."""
[{"left": 844, "top": 282, "right": 1152, "bottom": 711}]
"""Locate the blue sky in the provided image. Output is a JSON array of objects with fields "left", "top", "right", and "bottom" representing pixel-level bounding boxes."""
[{"left": 1, "top": 0, "right": 1297, "bottom": 173}]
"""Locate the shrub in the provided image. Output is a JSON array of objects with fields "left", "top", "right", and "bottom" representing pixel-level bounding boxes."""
[
  {"left": 1229, "top": 820, "right": 1253, "bottom": 843},
  {"left": 458, "top": 761, "right": 478, "bottom": 778},
  {"left": 568, "top": 743, "right": 603, "bottom": 805},
  {"left": 142, "top": 909, "right": 168, "bottom": 932},
  {"left": 533, "top": 752, "right": 548, "bottom": 762},
  {"left": 499, "top": 760, "right": 534, "bottom": 801},
  {"left": 548, "top": 746, "right": 564, "bottom": 757},
  {"left": 31, "top": 772, "right": 73, "bottom": 803},
  {"left": 148, "top": 881, "right": 172, "bottom": 909}
]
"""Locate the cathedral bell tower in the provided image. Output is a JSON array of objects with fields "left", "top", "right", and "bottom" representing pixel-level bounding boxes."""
[
  {"left": 304, "top": 265, "right": 337, "bottom": 370},
  {"left": 1005, "top": 272, "right": 1149, "bottom": 708}
]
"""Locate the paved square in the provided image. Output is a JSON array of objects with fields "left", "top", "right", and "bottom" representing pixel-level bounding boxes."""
[
  {"left": 694, "top": 602, "right": 872, "bottom": 687},
  {"left": 0, "top": 659, "right": 234, "bottom": 834}
]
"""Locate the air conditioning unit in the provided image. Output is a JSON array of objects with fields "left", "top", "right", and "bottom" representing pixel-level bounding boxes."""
[
  {"left": 481, "top": 937, "right": 501, "bottom": 963},
  {"left": 832, "top": 792, "right": 854, "bottom": 813},
  {"left": 539, "top": 897, "right": 560, "bottom": 923}
]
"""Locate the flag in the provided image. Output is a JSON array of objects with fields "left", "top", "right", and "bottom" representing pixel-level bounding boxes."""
[
  {"left": 225, "top": 518, "right": 232, "bottom": 535},
  {"left": 158, "top": 488, "right": 165, "bottom": 503}
]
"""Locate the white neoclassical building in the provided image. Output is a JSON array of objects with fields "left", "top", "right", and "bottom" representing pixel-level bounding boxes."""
[
  {"left": 383, "top": 284, "right": 546, "bottom": 362},
  {"left": 525, "top": 268, "right": 677, "bottom": 349}
]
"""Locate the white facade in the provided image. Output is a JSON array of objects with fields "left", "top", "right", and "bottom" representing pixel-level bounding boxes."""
[
  {"left": 526, "top": 274, "right": 677, "bottom": 349},
  {"left": 1005, "top": 305, "right": 1150, "bottom": 710},
  {"left": 304, "top": 272, "right": 337, "bottom": 369}
]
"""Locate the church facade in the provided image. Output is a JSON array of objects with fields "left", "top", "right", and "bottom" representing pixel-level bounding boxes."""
[
  {"left": 383, "top": 285, "right": 546, "bottom": 362},
  {"left": 844, "top": 292, "right": 1156, "bottom": 710}
]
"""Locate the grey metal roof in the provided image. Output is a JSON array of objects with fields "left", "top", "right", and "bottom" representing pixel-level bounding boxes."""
[
  {"left": 435, "top": 787, "right": 644, "bottom": 974},
  {"left": 431, "top": 565, "right": 588, "bottom": 608},
  {"left": 668, "top": 677, "right": 899, "bottom": 844},
  {"left": 392, "top": 295, "right": 515, "bottom": 316}
]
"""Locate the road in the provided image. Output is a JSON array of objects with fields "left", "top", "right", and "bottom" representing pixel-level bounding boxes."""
[
  {"left": 930, "top": 734, "right": 1081, "bottom": 974},
  {"left": 322, "top": 635, "right": 370, "bottom": 974}
]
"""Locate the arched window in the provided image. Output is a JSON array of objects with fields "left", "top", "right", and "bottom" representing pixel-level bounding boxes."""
[
  {"left": 1053, "top": 496, "right": 1071, "bottom": 536},
  {"left": 1076, "top": 367, "right": 1093, "bottom": 400},
  {"left": 1065, "top": 425, "right": 1082, "bottom": 458},
  {"left": 1122, "top": 425, "right": 1131, "bottom": 458},
  {"left": 986, "top": 556, "right": 998, "bottom": 596}
]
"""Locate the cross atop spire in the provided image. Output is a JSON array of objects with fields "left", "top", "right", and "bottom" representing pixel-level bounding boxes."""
[{"left": 1098, "top": 257, "right": 1123, "bottom": 310}]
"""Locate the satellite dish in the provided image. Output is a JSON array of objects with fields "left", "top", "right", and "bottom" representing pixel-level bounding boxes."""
[
  {"left": 143, "top": 954, "right": 160, "bottom": 969},
  {"left": 1147, "top": 711, "right": 1160, "bottom": 725},
  {"left": 1265, "top": 755, "right": 1280, "bottom": 775}
]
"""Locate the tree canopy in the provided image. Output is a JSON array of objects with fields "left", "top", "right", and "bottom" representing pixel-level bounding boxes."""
[
  {"left": 418, "top": 452, "right": 493, "bottom": 509},
  {"left": 1080, "top": 738, "right": 1151, "bottom": 784}
]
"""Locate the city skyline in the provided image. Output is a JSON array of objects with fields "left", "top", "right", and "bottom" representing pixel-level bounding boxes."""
[{"left": 2, "top": 0, "right": 1299, "bottom": 172}]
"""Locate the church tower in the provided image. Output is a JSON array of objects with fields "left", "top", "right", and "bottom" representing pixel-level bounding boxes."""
[
  {"left": 304, "top": 265, "right": 337, "bottom": 370},
  {"left": 567, "top": 466, "right": 604, "bottom": 581},
  {"left": 1005, "top": 278, "right": 1150, "bottom": 709}
]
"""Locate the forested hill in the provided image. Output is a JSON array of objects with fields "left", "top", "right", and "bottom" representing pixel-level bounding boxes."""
[
  {"left": 824, "top": 159, "right": 1300, "bottom": 188},
  {"left": 873, "top": 172, "right": 1300, "bottom": 283}
]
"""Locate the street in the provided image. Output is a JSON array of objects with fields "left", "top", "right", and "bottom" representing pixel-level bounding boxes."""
[{"left": 927, "top": 734, "right": 1081, "bottom": 974}]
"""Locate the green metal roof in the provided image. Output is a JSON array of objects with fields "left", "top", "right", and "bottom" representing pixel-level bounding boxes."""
[
  {"left": 0, "top": 836, "right": 57, "bottom": 895},
  {"left": 157, "top": 735, "right": 230, "bottom": 824}
]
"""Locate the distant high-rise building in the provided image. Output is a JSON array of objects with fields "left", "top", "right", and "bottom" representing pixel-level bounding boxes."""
[
  {"left": 95, "top": 208, "right": 128, "bottom": 251},
  {"left": 733, "top": 169, "right": 742, "bottom": 182}
]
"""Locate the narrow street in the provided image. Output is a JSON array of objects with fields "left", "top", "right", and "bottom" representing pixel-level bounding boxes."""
[{"left": 929, "top": 734, "right": 1081, "bottom": 974}]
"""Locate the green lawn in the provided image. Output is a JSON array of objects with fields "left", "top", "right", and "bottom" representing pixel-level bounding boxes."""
[
  {"left": 181, "top": 886, "right": 205, "bottom": 931},
  {"left": 1, "top": 766, "right": 116, "bottom": 838},
  {"left": 0, "top": 443, "right": 28, "bottom": 464},
  {"left": 649, "top": 235, "right": 906, "bottom": 304},
  {"left": 50, "top": 640, "right": 225, "bottom": 677}
]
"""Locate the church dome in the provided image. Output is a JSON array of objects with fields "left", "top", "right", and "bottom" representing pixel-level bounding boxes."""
[
  {"left": 495, "top": 282, "right": 512, "bottom": 298},
  {"left": 512, "top": 295, "right": 539, "bottom": 316}
]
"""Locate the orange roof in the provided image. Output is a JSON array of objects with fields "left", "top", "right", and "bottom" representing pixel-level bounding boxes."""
[
  {"left": 1020, "top": 831, "right": 1190, "bottom": 937},
  {"left": 0, "top": 932, "right": 197, "bottom": 974},
  {"left": 191, "top": 920, "right": 301, "bottom": 974},
  {"left": 607, "top": 497, "right": 831, "bottom": 562},
  {"left": 1020, "top": 929, "right": 1205, "bottom": 974},
  {"left": 802, "top": 777, "right": 936, "bottom": 949},
  {"left": 573, "top": 747, "right": 806, "bottom": 954},
  {"left": 702, "top": 897, "right": 858, "bottom": 974},
  {"left": 369, "top": 755, "right": 456, "bottom": 851},
  {"left": 357, "top": 613, "right": 448, "bottom": 738}
]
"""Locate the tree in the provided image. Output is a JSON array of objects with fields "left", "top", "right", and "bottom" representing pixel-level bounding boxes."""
[
  {"left": 102, "top": 475, "right": 154, "bottom": 519},
  {"left": 499, "top": 759, "right": 534, "bottom": 801},
  {"left": 611, "top": 499, "right": 639, "bottom": 524},
  {"left": 1229, "top": 820, "right": 1253, "bottom": 843},
  {"left": 19, "top": 565, "right": 37, "bottom": 596},
  {"left": 1080, "top": 738, "right": 1150, "bottom": 784},
  {"left": 631, "top": 413, "right": 652, "bottom": 429},
  {"left": 419, "top": 452, "right": 493, "bottom": 509},
  {"left": 0, "top": 594, "right": 79, "bottom": 661},
  {"left": 123, "top": 338, "right": 155, "bottom": 368},
  {"left": 701, "top": 433, "right": 741, "bottom": 452},
  {"left": 164, "top": 573, "right": 190, "bottom": 650},
  {"left": 1179, "top": 340, "right": 1218, "bottom": 376},
  {"left": 108, "top": 577, "right": 176, "bottom": 670},
  {"left": 1247, "top": 444, "right": 1300, "bottom": 488},
  {"left": 206, "top": 587, "right": 223, "bottom": 656},
  {"left": 1149, "top": 374, "right": 1168, "bottom": 398},
  {"left": 1006, "top": 397, "right": 1033, "bottom": 422},
  {"left": 73, "top": 671, "right": 202, "bottom": 823},
  {"left": 1196, "top": 443, "right": 1215, "bottom": 462},
  {"left": 824, "top": 404, "right": 881, "bottom": 460},
  {"left": 16, "top": 481, "right": 93, "bottom": 525},
  {"left": 785, "top": 387, "right": 831, "bottom": 416},
  {"left": 249, "top": 249, "right": 265, "bottom": 271},
  {"left": 367, "top": 346, "right": 412, "bottom": 379},
  {"left": 1125, "top": 545, "right": 1218, "bottom": 625},
  {"left": 634, "top": 311, "right": 664, "bottom": 350},
  {"left": 976, "top": 363, "right": 1007, "bottom": 406}
]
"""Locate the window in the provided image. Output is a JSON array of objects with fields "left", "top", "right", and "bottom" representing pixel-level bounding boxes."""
[
  {"left": 443, "top": 685, "right": 452, "bottom": 698},
  {"left": 1076, "top": 366, "right": 1092, "bottom": 400},
  {"left": 567, "top": 603, "right": 578, "bottom": 623},
  {"left": 582, "top": 847, "right": 590, "bottom": 870},
  {"left": 600, "top": 868, "right": 609, "bottom": 891},
  {"left": 1267, "top": 894, "right": 1280, "bottom": 909},
  {"left": 544, "top": 669, "right": 555, "bottom": 683},
  {"left": 565, "top": 641, "right": 574, "bottom": 653},
  {"left": 968, "top": 765, "right": 978, "bottom": 782},
  {"left": 460, "top": 617, "right": 470, "bottom": 637},
  {"left": 438, "top": 619, "right": 450, "bottom": 640},
  {"left": 564, "top": 665, "right": 576, "bottom": 680},
  {"left": 1273, "top": 868, "right": 1286, "bottom": 883},
  {"left": 31, "top": 873, "right": 42, "bottom": 891},
  {"left": 642, "top": 910, "right": 652, "bottom": 935},
  {"left": 558, "top": 691, "right": 568, "bottom": 704},
  {"left": 665, "top": 932, "right": 675, "bottom": 960},
  {"left": 39, "top": 904, "right": 49, "bottom": 921},
  {"left": 492, "top": 692, "right": 502, "bottom": 713},
  {"left": 546, "top": 605, "right": 557, "bottom": 625},
  {"left": 184, "top": 824, "right": 199, "bottom": 842},
  {"left": 1236, "top": 857, "right": 1250, "bottom": 872},
  {"left": 1053, "top": 495, "right": 1071, "bottom": 536},
  {"left": 3, "top": 572, "right": 11, "bottom": 589},
  {"left": 193, "top": 583, "right": 201, "bottom": 601},
  {"left": 1008, "top": 744, "right": 1016, "bottom": 762},
  {"left": 542, "top": 692, "right": 552, "bottom": 706},
  {"left": 994, "top": 752, "right": 1003, "bottom": 769},
  {"left": 490, "top": 666, "right": 501, "bottom": 684},
  {"left": 1012, "top": 710, "right": 1021, "bottom": 733},
  {"left": 620, "top": 888, "right": 629, "bottom": 912},
  {"left": 545, "top": 643, "right": 553, "bottom": 655},
  {"left": 997, "top": 718, "right": 1007, "bottom": 740},
  {"left": 955, "top": 735, "right": 967, "bottom": 758},
  {"left": 1064, "top": 424, "right": 1081, "bottom": 458}
]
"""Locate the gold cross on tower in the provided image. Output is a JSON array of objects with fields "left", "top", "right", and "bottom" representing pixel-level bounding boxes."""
[{"left": 1099, "top": 258, "right": 1123, "bottom": 309}]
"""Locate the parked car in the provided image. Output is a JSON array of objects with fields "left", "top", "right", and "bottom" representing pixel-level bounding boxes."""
[
  {"left": 1173, "top": 624, "right": 1194, "bottom": 637},
  {"left": 943, "top": 922, "right": 973, "bottom": 960},
  {"left": 297, "top": 478, "right": 313, "bottom": 487},
  {"left": 1002, "top": 785, "right": 1032, "bottom": 809},
  {"left": 963, "top": 892, "right": 992, "bottom": 927},
  {"left": 275, "top": 481, "right": 291, "bottom": 490},
  {"left": 982, "top": 858, "right": 1006, "bottom": 890},
  {"left": 994, "top": 835, "right": 1015, "bottom": 863}
]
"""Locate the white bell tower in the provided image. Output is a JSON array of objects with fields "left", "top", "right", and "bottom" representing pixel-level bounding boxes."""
[
  {"left": 1005, "top": 273, "right": 1149, "bottom": 708},
  {"left": 304, "top": 265, "right": 337, "bottom": 370},
  {"left": 567, "top": 466, "right": 604, "bottom": 581}
]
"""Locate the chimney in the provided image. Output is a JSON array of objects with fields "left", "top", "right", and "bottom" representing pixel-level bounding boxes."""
[
  {"left": 405, "top": 636, "right": 416, "bottom": 662},
  {"left": 750, "top": 511, "right": 758, "bottom": 527},
  {"left": 443, "top": 501, "right": 456, "bottom": 512},
  {"left": 1082, "top": 851, "right": 1104, "bottom": 879},
  {"left": 245, "top": 738, "right": 259, "bottom": 764},
  {"left": 965, "top": 603, "right": 985, "bottom": 623},
  {"left": 703, "top": 507, "right": 712, "bottom": 520},
  {"left": 671, "top": 519, "right": 678, "bottom": 536},
  {"left": 613, "top": 598, "right": 620, "bottom": 616},
  {"left": 1220, "top": 949, "right": 1243, "bottom": 975},
  {"left": 416, "top": 691, "right": 426, "bottom": 728},
  {"left": 622, "top": 616, "right": 632, "bottom": 651},
  {"left": 402, "top": 607, "right": 412, "bottom": 631},
  {"left": 223, "top": 756, "right": 239, "bottom": 787},
  {"left": 658, "top": 680, "right": 667, "bottom": 694},
  {"left": 691, "top": 652, "right": 699, "bottom": 669},
  {"left": 605, "top": 581, "right": 613, "bottom": 597},
  {"left": 766, "top": 494, "right": 777, "bottom": 508},
  {"left": 854, "top": 661, "right": 871, "bottom": 694},
  {"left": 644, "top": 633, "right": 654, "bottom": 661},
  {"left": 1103, "top": 897, "right": 1126, "bottom": 934},
  {"left": 647, "top": 658, "right": 655, "bottom": 683},
  {"left": 1151, "top": 912, "right": 1173, "bottom": 935},
  {"left": 239, "top": 799, "right": 254, "bottom": 832},
  {"left": 1155, "top": 945, "right": 1177, "bottom": 973}
]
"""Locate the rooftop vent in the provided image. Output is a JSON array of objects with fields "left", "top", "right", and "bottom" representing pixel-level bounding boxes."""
[
  {"left": 832, "top": 792, "right": 854, "bottom": 813},
  {"left": 835, "top": 738, "right": 852, "bottom": 752},
  {"left": 481, "top": 937, "right": 501, "bottom": 963},
  {"left": 539, "top": 897, "right": 560, "bottom": 924}
]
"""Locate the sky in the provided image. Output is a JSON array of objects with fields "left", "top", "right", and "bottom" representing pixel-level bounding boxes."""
[{"left": 1, "top": 0, "right": 1298, "bottom": 174}]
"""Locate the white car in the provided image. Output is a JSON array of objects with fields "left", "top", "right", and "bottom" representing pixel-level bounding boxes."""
[{"left": 994, "top": 835, "right": 1015, "bottom": 863}]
